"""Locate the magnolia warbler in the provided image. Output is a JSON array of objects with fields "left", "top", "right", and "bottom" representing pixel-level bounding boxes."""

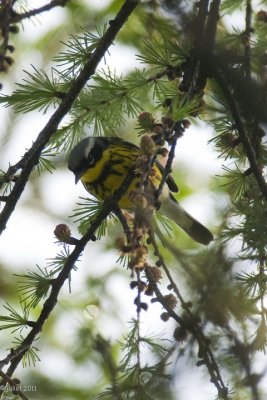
[{"left": 68, "top": 137, "right": 213, "bottom": 245}]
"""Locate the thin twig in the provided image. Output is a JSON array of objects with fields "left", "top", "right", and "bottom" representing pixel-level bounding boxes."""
[
  {"left": 136, "top": 270, "right": 142, "bottom": 400},
  {"left": 113, "top": 207, "right": 132, "bottom": 244},
  {"left": 149, "top": 232, "right": 193, "bottom": 313},
  {"left": 223, "top": 322, "right": 261, "bottom": 400},
  {"left": 155, "top": 136, "right": 178, "bottom": 201},
  {"left": 5, "top": 0, "right": 69, "bottom": 23},
  {"left": 153, "top": 227, "right": 198, "bottom": 284},
  {"left": 94, "top": 335, "right": 122, "bottom": 400}
]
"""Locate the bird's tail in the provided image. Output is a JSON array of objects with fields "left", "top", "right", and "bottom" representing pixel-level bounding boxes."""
[{"left": 160, "top": 196, "right": 213, "bottom": 245}]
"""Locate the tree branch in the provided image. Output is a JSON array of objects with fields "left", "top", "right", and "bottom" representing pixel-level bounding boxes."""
[
  {"left": 195, "top": 0, "right": 221, "bottom": 91},
  {"left": 0, "top": 166, "right": 136, "bottom": 383},
  {"left": 180, "top": 0, "right": 221, "bottom": 95},
  {"left": 223, "top": 322, "right": 261, "bottom": 400},
  {"left": 0, "top": 370, "right": 29, "bottom": 400},
  {"left": 0, "top": 0, "right": 15, "bottom": 74},
  {"left": 147, "top": 233, "right": 230, "bottom": 399},
  {"left": 180, "top": 0, "right": 210, "bottom": 94},
  {"left": 9, "top": 0, "right": 69, "bottom": 23},
  {"left": 214, "top": 68, "right": 267, "bottom": 200},
  {"left": 244, "top": 0, "right": 252, "bottom": 79},
  {"left": 0, "top": 0, "right": 140, "bottom": 236}
]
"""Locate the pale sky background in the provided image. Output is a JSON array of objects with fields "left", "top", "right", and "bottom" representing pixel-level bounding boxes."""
[{"left": 0, "top": 1, "right": 266, "bottom": 399}]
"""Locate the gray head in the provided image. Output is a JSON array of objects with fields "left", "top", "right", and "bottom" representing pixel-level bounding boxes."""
[{"left": 68, "top": 137, "right": 108, "bottom": 183}]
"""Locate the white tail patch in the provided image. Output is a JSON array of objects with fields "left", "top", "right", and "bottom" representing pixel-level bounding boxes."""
[{"left": 160, "top": 196, "right": 213, "bottom": 245}]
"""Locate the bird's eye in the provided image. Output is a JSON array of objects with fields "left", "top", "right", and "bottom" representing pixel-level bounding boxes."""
[{"left": 87, "top": 154, "right": 94, "bottom": 165}]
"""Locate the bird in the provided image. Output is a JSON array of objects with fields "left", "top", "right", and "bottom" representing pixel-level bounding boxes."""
[{"left": 68, "top": 136, "right": 213, "bottom": 245}]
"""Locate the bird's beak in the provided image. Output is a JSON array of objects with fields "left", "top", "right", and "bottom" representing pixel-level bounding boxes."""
[
  {"left": 74, "top": 172, "right": 82, "bottom": 184},
  {"left": 74, "top": 169, "right": 86, "bottom": 184}
]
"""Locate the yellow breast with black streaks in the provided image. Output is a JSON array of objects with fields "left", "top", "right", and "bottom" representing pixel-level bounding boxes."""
[{"left": 80, "top": 145, "right": 162, "bottom": 209}]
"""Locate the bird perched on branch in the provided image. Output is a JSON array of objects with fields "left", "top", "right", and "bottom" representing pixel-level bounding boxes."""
[{"left": 68, "top": 136, "right": 213, "bottom": 245}]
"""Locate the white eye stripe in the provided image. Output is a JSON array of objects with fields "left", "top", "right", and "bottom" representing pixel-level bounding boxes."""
[{"left": 84, "top": 138, "right": 96, "bottom": 158}]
